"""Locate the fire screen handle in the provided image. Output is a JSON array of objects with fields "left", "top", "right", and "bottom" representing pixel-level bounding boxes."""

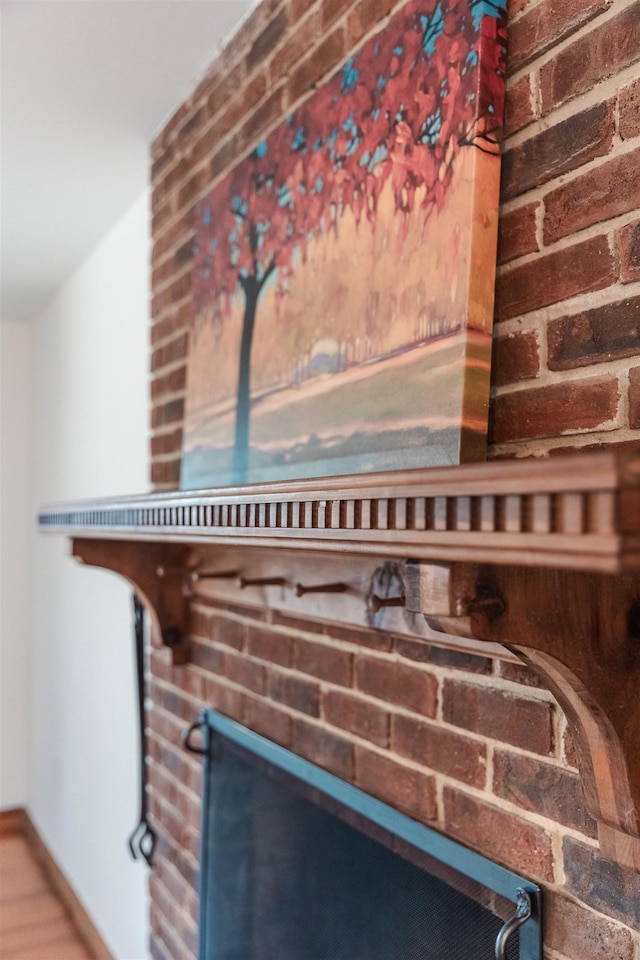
[
  {"left": 183, "top": 713, "right": 209, "bottom": 755},
  {"left": 495, "top": 888, "right": 532, "bottom": 960}
]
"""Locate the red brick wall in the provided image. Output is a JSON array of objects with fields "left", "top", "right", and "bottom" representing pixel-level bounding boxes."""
[{"left": 148, "top": 1, "right": 640, "bottom": 958}]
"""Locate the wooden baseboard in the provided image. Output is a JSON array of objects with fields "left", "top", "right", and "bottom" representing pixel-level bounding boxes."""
[
  {"left": 2, "top": 806, "right": 115, "bottom": 960},
  {"left": 0, "top": 806, "right": 28, "bottom": 835}
]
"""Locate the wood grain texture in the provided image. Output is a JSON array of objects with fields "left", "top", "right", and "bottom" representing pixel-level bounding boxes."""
[
  {"left": 39, "top": 449, "right": 637, "bottom": 574},
  {"left": 0, "top": 814, "right": 111, "bottom": 960}
]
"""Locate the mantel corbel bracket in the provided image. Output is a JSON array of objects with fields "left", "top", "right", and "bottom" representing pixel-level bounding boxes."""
[
  {"left": 405, "top": 560, "right": 640, "bottom": 870},
  {"left": 72, "top": 539, "right": 191, "bottom": 665}
]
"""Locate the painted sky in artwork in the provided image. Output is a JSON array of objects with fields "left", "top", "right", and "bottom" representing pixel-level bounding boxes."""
[{"left": 181, "top": 0, "right": 507, "bottom": 490}]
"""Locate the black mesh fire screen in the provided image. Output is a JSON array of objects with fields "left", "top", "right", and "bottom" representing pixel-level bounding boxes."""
[{"left": 192, "top": 711, "right": 542, "bottom": 960}]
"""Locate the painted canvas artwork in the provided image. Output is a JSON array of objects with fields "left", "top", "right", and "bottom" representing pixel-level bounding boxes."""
[{"left": 181, "top": 0, "right": 507, "bottom": 490}]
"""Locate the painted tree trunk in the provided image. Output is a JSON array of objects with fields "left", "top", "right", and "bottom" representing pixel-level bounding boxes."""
[{"left": 232, "top": 278, "right": 259, "bottom": 484}]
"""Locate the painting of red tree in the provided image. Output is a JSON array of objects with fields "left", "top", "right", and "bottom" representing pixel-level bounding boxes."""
[{"left": 181, "top": 0, "right": 507, "bottom": 489}]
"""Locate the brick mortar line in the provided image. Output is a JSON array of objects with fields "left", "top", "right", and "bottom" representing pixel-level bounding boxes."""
[
  {"left": 505, "top": 0, "right": 548, "bottom": 26},
  {"left": 150, "top": 358, "right": 188, "bottom": 385},
  {"left": 151, "top": 451, "right": 184, "bottom": 466},
  {"left": 545, "top": 127, "right": 639, "bottom": 192},
  {"left": 189, "top": 603, "right": 262, "bottom": 631},
  {"left": 151, "top": 229, "right": 194, "bottom": 269},
  {"left": 501, "top": 75, "right": 620, "bottom": 154},
  {"left": 150, "top": 424, "right": 184, "bottom": 442},
  {"left": 150, "top": 329, "right": 189, "bottom": 356},
  {"left": 150, "top": 193, "right": 176, "bottom": 225},
  {"left": 432, "top": 773, "right": 600, "bottom": 847},
  {"left": 550, "top": 705, "right": 566, "bottom": 770},
  {"left": 190, "top": 614, "right": 407, "bottom": 660},
  {"left": 494, "top": 279, "right": 640, "bottom": 333},
  {"left": 152, "top": 259, "right": 193, "bottom": 297},
  {"left": 150, "top": 327, "right": 191, "bottom": 353},
  {"left": 151, "top": 684, "right": 205, "bottom": 717},
  {"left": 156, "top": 0, "right": 416, "bottom": 210},
  {"left": 557, "top": 712, "right": 577, "bottom": 770},
  {"left": 433, "top": 775, "right": 445, "bottom": 825},
  {"left": 152, "top": 817, "right": 199, "bottom": 868},
  {"left": 150, "top": 388, "right": 187, "bottom": 412},
  {"left": 485, "top": 740, "right": 496, "bottom": 794},
  {"left": 149, "top": 876, "right": 180, "bottom": 924},
  {"left": 149, "top": 783, "right": 189, "bottom": 825},
  {"left": 497, "top": 140, "right": 636, "bottom": 228},
  {"left": 496, "top": 207, "right": 639, "bottom": 279},
  {"left": 147, "top": 720, "right": 198, "bottom": 755},
  {"left": 148, "top": 931, "right": 172, "bottom": 960},
  {"left": 150, "top": 387, "right": 187, "bottom": 411},
  {"left": 185, "top": 632, "right": 554, "bottom": 706},
  {"left": 186, "top": 635, "right": 461, "bottom": 689},
  {"left": 152, "top": 157, "right": 210, "bottom": 219},
  {"left": 502, "top": 0, "right": 639, "bottom": 92},
  {"left": 492, "top": 314, "right": 542, "bottom": 338},
  {"left": 152, "top": 293, "right": 193, "bottom": 325},
  {"left": 620, "top": 366, "right": 633, "bottom": 429},
  {"left": 493, "top": 355, "right": 638, "bottom": 396},
  {"left": 154, "top": 911, "right": 195, "bottom": 960},
  {"left": 153, "top": 668, "right": 567, "bottom": 767},
  {"left": 151, "top": 248, "right": 194, "bottom": 285},
  {"left": 547, "top": 888, "right": 640, "bottom": 932},
  {"left": 151, "top": 234, "right": 195, "bottom": 272},
  {"left": 151, "top": 161, "right": 191, "bottom": 212},
  {"left": 552, "top": 830, "right": 567, "bottom": 887},
  {"left": 149, "top": 10, "right": 638, "bottom": 219},
  {"left": 150, "top": 834, "right": 196, "bottom": 885},
  {"left": 146, "top": 703, "right": 190, "bottom": 737},
  {"left": 493, "top": 280, "right": 634, "bottom": 333},
  {"left": 148, "top": 747, "right": 203, "bottom": 809},
  {"left": 197, "top": 0, "right": 638, "bottom": 175},
  {"left": 150, "top": 0, "right": 263, "bottom": 150},
  {"left": 157, "top": 830, "right": 201, "bottom": 880},
  {"left": 145, "top": 728, "right": 200, "bottom": 772},
  {"left": 310, "top": 727, "right": 599, "bottom": 845},
  {"left": 211, "top": 635, "right": 496, "bottom": 693},
  {"left": 488, "top": 425, "right": 640, "bottom": 457},
  {"left": 178, "top": 82, "right": 288, "bottom": 207},
  {"left": 151, "top": 293, "right": 193, "bottom": 326},
  {"left": 544, "top": 949, "right": 571, "bottom": 960}
]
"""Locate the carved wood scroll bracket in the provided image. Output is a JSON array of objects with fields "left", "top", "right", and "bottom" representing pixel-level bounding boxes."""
[
  {"left": 405, "top": 560, "right": 640, "bottom": 870},
  {"left": 72, "top": 539, "right": 191, "bottom": 665}
]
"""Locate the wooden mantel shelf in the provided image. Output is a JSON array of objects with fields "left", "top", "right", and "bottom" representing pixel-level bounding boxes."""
[{"left": 38, "top": 449, "right": 640, "bottom": 869}]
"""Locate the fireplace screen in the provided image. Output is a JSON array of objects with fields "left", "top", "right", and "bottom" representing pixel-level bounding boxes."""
[{"left": 189, "top": 711, "right": 541, "bottom": 960}]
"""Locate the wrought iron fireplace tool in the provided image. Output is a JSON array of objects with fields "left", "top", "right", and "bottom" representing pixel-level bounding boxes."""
[{"left": 127, "top": 593, "right": 157, "bottom": 866}]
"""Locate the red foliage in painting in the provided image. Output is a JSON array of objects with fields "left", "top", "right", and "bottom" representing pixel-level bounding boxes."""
[{"left": 194, "top": 0, "right": 507, "bottom": 481}]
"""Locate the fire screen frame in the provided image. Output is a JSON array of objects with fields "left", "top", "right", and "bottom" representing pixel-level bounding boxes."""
[{"left": 192, "top": 709, "right": 542, "bottom": 960}]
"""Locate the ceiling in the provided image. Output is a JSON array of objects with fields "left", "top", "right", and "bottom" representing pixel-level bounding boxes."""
[{"left": 0, "top": 0, "right": 253, "bottom": 322}]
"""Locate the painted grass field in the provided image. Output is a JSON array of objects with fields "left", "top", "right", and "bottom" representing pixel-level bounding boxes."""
[{"left": 181, "top": 331, "right": 491, "bottom": 488}]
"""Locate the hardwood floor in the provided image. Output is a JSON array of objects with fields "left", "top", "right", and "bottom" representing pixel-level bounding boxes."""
[{"left": 0, "top": 832, "right": 93, "bottom": 960}]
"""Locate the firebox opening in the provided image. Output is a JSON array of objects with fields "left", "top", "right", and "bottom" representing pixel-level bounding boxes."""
[{"left": 193, "top": 711, "right": 542, "bottom": 960}]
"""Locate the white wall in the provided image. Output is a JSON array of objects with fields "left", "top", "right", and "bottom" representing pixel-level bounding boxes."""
[
  {"left": 0, "top": 317, "right": 34, "bottom": 809},
  {"left": 24, "top": 192, "right": 150, "bottom": 959}
]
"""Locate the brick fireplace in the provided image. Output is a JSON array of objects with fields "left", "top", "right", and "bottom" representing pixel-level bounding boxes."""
[{"left": 144, "top": 1, "right": 640, "bottom": 958}]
